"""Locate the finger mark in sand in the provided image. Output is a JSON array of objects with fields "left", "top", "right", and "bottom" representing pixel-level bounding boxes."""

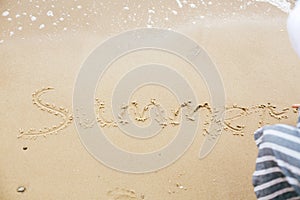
[{"left": 18, "top": 87, "right": 73, "bottom": 139}]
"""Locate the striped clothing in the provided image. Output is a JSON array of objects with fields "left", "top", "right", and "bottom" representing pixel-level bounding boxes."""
[{"left": 253, "top": 111, "right": 300, "bottom": 200}]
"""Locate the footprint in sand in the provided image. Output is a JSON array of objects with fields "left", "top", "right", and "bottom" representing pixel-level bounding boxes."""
[{"left": 107, "top": 187, "right": 143, "bottom": 200}]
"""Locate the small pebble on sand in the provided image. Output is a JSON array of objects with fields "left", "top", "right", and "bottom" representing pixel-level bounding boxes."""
[{"left": 17, "top": 186, "right": 26, "bottom": 193}]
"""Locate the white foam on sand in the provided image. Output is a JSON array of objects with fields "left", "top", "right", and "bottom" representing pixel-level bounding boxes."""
[
  {"left": 175, "top": 0, "right": 183, "bottom": 8},
  {"left": 256, "top": 0, "right": 291, "bottom": 13}
]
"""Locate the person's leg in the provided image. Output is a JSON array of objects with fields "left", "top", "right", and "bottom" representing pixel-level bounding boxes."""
[
  {"left": 253, "top": 2, "right": 300, "bottom": 199},
  {"left": 253, "top": 110, "right": 300, "bottom": 199}
]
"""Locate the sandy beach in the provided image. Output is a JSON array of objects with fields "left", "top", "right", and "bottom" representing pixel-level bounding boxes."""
[{"left": 1, "top": 0, "right": 300, "bottom": 199}]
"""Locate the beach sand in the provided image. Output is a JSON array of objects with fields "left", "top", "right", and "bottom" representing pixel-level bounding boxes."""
[{"left": 1, "top": 0, "right": 300, "bottom": 199}]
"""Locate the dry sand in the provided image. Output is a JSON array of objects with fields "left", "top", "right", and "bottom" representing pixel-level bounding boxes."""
[{"left": 1, "top": 0, "right": 300, "bottom": 199}]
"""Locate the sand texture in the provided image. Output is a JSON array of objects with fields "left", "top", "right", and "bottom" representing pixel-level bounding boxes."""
[{"left": 1, "top": 0, "right": 300, "bottom": 199}]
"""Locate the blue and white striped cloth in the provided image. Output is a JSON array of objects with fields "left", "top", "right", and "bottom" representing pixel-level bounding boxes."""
[{"left": 253, "top": 110, "right": 300, "bottom": 199}]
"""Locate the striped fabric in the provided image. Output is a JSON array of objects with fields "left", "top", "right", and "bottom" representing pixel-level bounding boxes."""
[{"left": 253, "top": 110, "right": 300, "bottom": 200}]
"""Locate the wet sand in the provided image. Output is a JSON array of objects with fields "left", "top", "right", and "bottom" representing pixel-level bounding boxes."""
[{"left": 1, "top": 0, "right": 300, "bottom": 199}]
